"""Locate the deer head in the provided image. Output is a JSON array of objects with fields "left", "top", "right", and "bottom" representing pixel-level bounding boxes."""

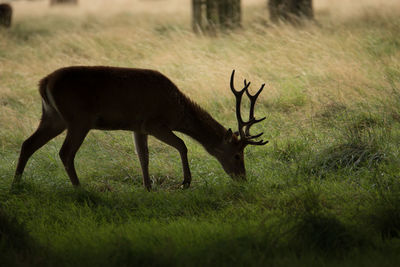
[{"left": 214, "top": 70, "right": 268, "bottom": 179}]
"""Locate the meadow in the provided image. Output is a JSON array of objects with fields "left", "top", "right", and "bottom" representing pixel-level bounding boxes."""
[{"left": 1, "top": 0, "right": 400, "bottom": 266}]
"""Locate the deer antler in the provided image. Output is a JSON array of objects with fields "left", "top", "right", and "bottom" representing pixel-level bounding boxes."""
[{"left": 230, "top": 70, "right": 268, "bottom": 146}]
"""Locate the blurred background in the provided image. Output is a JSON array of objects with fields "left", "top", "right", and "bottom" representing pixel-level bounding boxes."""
[{"left": 3, "top": 0, "right": 400, "bottom": 20}]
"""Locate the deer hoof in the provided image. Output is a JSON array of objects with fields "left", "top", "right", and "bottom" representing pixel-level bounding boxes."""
[{"left": 181, "top": 182, "right": 190, "bottom": 189}]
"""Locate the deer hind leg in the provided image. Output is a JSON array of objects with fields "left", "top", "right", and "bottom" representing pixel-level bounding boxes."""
[
  {"left": 59, "top": 126, "right": 89, "bottom": 187},
  {"left": 13, "top": 109, "right": 66, "bottom": 185},
  {"left": 133, "top": 132, "right": 151, "bottom": 191},
  {"left": 147, "top": 124, "right": 192, "bottom": 188}
]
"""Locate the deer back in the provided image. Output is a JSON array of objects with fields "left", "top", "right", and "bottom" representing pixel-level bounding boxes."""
[{"left": 41, "top": 66, "right": 187, "bottom": 131}]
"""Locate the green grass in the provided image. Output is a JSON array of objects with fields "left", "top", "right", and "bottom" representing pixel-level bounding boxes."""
[{"left": 1, "top": 1, "right": 400, "bottom": 266}]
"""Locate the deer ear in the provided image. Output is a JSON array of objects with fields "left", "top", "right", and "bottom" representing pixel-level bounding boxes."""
[{"left": 224, "top": 128, "right": 233, "bottom": 142}]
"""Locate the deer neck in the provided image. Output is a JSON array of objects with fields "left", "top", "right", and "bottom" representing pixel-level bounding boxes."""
[{"left": 177, "top": 101, "right": 226, "bottom": 156}]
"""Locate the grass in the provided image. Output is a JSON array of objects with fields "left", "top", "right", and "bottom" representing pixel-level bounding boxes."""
[{"left": 1, "top": 0, "right": 400, "bottom": 266}]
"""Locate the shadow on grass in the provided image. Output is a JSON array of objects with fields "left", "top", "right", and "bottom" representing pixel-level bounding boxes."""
[
  {"left": 280, "top": 187, "right": 369, "bottom": 258},
  {"left": 366, "top": 173, "right": 400, "bottom": 240},
  {"left": 0, "top": 206, "right": 45, "bottom": 266}
]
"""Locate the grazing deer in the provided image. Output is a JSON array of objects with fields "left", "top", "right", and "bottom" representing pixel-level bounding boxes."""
[
  {"left": 13, "top": 67, "right": 267, "bottom": 190},
  {"left": 0, "top": 3, "right": 12, "bottom": 28}
]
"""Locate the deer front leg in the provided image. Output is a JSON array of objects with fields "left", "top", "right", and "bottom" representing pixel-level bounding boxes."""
[
  {"left": 147, "top": 124, "right": 192, "bottom": 188},
  {"left": 133, "top": 132, "right": 151, "bottom": 191}
]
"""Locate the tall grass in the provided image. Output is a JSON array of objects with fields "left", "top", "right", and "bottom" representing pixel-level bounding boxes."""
[{"left": 1, "top": 0, "right": 400, "bottom": 266}]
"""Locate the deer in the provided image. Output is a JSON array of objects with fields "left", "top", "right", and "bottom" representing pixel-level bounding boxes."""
[
  {"left": 13, "top": 67, "right": 268, "bottom": 191},
  {"left": 0, "top": 3, "right": 12, "bottom": 28}
]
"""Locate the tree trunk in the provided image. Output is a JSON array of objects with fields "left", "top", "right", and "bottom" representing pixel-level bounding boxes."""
[
  {"left": 0, "top": 3, "right": 12, "bottom": 28},
  {"left": 192, "top": 0, "right": 241, "bottom": 34},
  {"left": 268, "top": 0, "right": 313, "bottom": 24},
  {"left": 192, "top": 0, "right": 203, "bottom": 33},
  {"left": 232, "top": 0, "right": 241, "bottom": 27},
  {"left": 206, "top": 0, "right": 219, "bottom": 31}
]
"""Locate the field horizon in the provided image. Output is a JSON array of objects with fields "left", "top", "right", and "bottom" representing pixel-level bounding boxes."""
[{"left": 1, "top": 0, "right": 400, "bottom": 266}]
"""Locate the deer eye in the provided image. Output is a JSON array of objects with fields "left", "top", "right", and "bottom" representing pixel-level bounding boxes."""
[{"left": 234, "top": 154, "right": 241, "bottom": 161}]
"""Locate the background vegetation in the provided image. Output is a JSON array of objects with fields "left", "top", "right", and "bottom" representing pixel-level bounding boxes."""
[{"left": 1, "top": 0, "right": 400, "bottom": 266}]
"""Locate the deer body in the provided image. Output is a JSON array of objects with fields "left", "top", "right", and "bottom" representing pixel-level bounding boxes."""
[
  {"left": 42, "top": 67, "right": 188, "bottom": 131},
  {"left": 14, "top": 66, "right": 267, "bottom": 190}
]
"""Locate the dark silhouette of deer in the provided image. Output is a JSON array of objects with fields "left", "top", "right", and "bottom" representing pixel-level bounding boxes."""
[
  {"left": 13, "top": 67, "right": 267, "bottom": 190},
  {"left": 0, "top": 3, "right": 12, "bottom": 28}
]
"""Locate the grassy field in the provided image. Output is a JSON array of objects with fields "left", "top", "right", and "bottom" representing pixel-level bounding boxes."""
[{"left": 1, "top": 0, "right": 400, "bottom": 266}]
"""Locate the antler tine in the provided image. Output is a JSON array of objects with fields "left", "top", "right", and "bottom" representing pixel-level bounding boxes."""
[
  {"left": 246, "top": 132, "right": 264, "bottom": 140},
  {"left": 230, "top": 70, "right": 250, "bottom": 139},
  {"left": 246, "top": 83, "right": 264, "bottom": 119},
  {"left": 244, "top": 83, "right": 266, "bottom": 137},
  {"left": 246, "top": 84, "right": 264, "bottom": 106},
  {"left": 245, "top": 139, "right": 269, "bottom": 146},
  {"left": 230, "top": 70, "right": 249, "bottom": 96}
]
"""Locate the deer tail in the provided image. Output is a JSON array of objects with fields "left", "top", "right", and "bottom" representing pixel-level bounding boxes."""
[
  {"left": 39, "top": 77, "right": 50, "bottom": 104},
  {"left": 38, "top": 76, "right": 61, "bottom": 115}
]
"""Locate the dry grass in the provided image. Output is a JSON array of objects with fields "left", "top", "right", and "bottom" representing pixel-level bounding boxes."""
[{"left": 1, "top": 0, "right": 399, "bottom": 137}]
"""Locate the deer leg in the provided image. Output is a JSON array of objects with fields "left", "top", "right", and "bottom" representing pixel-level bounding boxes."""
[
  {"left": 148, "top": 125, "right": 192, "bottom": 188},
  {"left": 13, "top": 113, "right": 66, "bottom": 185},
  {"left": 59, "top": 126, "right": 89, "bottom": 187},
  {"left": 133, "top": 132, "right": 151, "bottom": 191}
]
